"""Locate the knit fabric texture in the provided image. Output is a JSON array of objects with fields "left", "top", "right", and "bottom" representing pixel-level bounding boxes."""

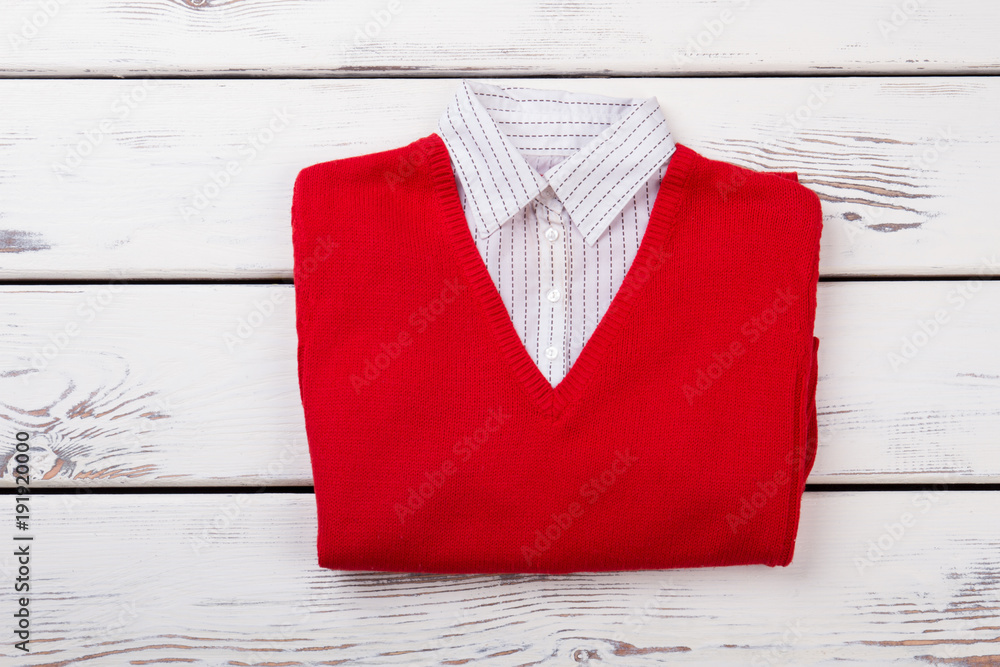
[{"left": 291, "top": 134, "right": 823, "bottom": 574}]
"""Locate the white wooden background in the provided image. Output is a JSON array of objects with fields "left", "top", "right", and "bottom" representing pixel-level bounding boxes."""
[{"left": 1, "top": 1, "right": 999, "bottom": 665}]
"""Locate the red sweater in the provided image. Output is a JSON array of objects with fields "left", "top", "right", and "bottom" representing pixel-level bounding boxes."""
[{"left": 292, "top": 134, "right": 822, "bottom": 573}]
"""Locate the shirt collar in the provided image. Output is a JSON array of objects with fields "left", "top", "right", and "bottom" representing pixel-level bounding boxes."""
[{"left": 437, "top": 80, "right": 676, "bottom": 246}]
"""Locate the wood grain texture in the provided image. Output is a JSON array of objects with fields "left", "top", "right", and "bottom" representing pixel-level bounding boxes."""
[
  {"left": 0, "top": 0, "right": 999, "bottom": 76},
  {"left": 1, "top": 281, "right": 998, "bottom": 487},
  {"left": 0, "top": 492, "right": 997, "bottom": 665},
  {"left": 1, "top": 78, "right": 999, "bottom": 279},
  {"left": 0, "top": 1, "right": 994, "bottom": 660}
]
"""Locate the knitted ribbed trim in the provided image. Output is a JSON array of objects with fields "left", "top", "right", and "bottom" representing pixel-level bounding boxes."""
[{"left": 426, "top": 132, "right": 699, "bottom": 418}]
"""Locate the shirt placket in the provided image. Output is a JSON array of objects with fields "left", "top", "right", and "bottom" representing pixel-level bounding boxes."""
[{"left": 535, "top": 190, "right": 570, "bottom": 384}]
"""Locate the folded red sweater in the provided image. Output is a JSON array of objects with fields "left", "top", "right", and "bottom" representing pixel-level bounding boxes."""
[{"left": 291, "top": 135, "right": 822, "bottom": 573}]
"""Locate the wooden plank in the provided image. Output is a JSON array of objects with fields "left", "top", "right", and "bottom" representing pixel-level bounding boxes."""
[
  {"left": 1, "top": 281, "right": 998, "bottom": 486},
  {"left": 1, "top": 0, "right": 999, "bottom": 76},
  {"left": 0, "top": 491, "right": 998, "bottom": 665},
  {"left": 817, "top": 280, "right": 1000, "bottom": 482},
  {"left": 0, "top": 284, "right": 307, "bottom": 487},
  {"left": 1, "top": 77, "right": 997, "bottom": 279}
]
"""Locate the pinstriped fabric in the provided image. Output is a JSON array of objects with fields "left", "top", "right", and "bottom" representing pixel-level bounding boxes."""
[{"left": 437, "top": 80, "right": 676, "bottom": 386}]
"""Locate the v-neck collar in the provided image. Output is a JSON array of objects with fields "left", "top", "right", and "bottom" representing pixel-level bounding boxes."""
[{"left": 427, "top": 132, "right": 698, "bottom": 419}]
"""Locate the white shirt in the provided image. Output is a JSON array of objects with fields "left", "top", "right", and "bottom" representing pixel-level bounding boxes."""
[{"left": 437, "top": 80, "right": 676, "bottom": 386}]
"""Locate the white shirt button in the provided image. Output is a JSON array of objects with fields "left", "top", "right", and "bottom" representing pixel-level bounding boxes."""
[
  {"left": 546, "top": 288, "right": 561, "bottom": 303},
  {"left": 544, "top": 227, "right": 560, "bottom": 241},
  {"left": 544, "top": 346, "right": 559, "bottom": 360}
]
